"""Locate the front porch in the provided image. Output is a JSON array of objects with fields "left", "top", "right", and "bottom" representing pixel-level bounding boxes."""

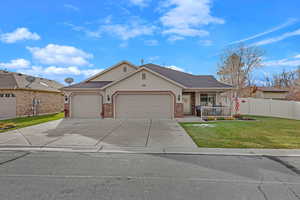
[{"left": 181, "top": 91, "right": 232, "bottom": 119}]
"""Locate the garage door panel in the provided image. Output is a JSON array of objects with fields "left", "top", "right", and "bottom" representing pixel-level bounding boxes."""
[
  {"left": 72, "top": 94, "right": 102, "bottom": 118},
  {"left": 0, "top": 96, "right": 16, "bottom": 119},
  {"left": 116, "top": 94, "right": 173, "bottom": 119}
]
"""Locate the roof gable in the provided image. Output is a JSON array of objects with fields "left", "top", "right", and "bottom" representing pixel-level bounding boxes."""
[
  {"left": 85, "top": 61, "right": 137, "bottom": 82},
  {"left": 102, "top": 67, "right": 185, "bottom": 90}
]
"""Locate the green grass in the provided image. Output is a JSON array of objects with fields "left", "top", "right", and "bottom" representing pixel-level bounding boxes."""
[
  {"left": 0, "top": 112, "right": 64, "bottom": 133},
  {"left": 180, "top": 116, "right": 300, "bottom": 149}
]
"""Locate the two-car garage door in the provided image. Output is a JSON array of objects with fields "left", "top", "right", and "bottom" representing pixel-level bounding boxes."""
[{"left": 115, "top": 94, "right": 173, "bottom": 119}]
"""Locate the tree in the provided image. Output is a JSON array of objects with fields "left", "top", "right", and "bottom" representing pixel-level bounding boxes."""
[
  {"left": 263, "top": 68, "right": 299, "bottom": 88},
  {"left": 217, "top": 44, "right": 264, "bottom": 98}
]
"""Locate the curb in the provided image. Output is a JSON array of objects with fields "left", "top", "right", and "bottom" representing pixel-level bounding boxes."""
[{"left": 0, "top": 146, "right": 300, "bottom": 156}]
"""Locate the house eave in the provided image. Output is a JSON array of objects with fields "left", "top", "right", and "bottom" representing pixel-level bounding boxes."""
[
  {"left": 61, "top": 88, "right": 104, "bottom": 91},
  {"left": 184, "top": 87, "right": 232, "bottom": 91}
]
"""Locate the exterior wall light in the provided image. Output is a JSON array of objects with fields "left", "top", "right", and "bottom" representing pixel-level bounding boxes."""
[
  {"left": 107, "top": 95, "right": 110, "bottom": 102},
  {"left": 64, "top": 96, "right": 68, "bottom": 103}
]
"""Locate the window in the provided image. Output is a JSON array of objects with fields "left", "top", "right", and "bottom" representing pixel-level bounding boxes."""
[
  {"left": 0, "top": 93, "right": 15, "bottom": 98},
  {"left": 142, "top": 73, "right": 146, "bottom": 80},
  {"left": 123, "top": 67, "right": 127, "bottom": 72},
  {"left": 200, "top": 93, "right": 216, "bottom": 106}
]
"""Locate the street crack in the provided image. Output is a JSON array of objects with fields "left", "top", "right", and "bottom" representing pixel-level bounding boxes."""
[
  {"left": 257, "top": 176, "right": 269, "bottom": 200},
  {"left": 0, "top": 152, "right": 30, "bottom": 167},
  {"left": 264, "top": 156, "right": 300, "bottom": 175}
]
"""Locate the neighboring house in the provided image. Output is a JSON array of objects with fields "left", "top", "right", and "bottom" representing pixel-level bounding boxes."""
[
  {"left": 62, "top": 61, "right": 232, "bottom": 119},
  {"left": 0, "top": 70, "right": 64, "bottom": 119},
  {"left": 241, "top": 86, "right": 290, "bottom": 100}
]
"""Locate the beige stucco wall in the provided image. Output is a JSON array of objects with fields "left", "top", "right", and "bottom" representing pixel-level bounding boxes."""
[
  {"left": 261, "top": 91, "right": 288, "bottom": 99},
  {"left": 90, "top": 63, "right": 136, "bottom": 82},
  {"left": 0, "top": 89, "right": 64, "bottom": 117},
  {"left": 104, "top": 69, "right": 182, "bottom": 104}
]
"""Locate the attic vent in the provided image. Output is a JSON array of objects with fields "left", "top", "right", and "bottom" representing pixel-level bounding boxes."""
[{"left": 123, "top": 66, "right": 127, "bottom": 72}]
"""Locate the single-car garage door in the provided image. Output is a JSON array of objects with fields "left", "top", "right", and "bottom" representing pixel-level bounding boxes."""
[
  {"left": 115, "top": 94, "right": 173, "bottom": 119},
  {"left": 0, "top": 94, "right": 16, "bottom": 119},
  {"left": 71, "top": 93, "right": 102, "bottom": 118}
]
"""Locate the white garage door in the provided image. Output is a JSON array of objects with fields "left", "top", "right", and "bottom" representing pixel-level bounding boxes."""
[
  {"left": 71, "top": 94, "right": 102, "bottom": 118},
  {"left": 0, "top": 94, "right": 16, "bottom": 119},
  {"left": 115, "top": 94, "right": 173, "bottom": 119}
]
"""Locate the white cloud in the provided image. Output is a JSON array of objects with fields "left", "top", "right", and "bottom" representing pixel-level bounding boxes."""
[
  {"left": 66, "top": 18, "right": 156, "bottom": 41},
  {"left": 167, "top": 35, "right": 185, "bottom": 42},
  {"left": 27, "top": 44, "right": 93, "bottom": 66},
  {"left": 294, "top": 54, "right": 300, "bottom": 59},
  {"left": 81, "top": 69, "right": 103, "bottom": 76},
  {"left": 163, "top": 27, "right": 209, "bottom": 37},
  {"left": 199, "top": 39, "right": 213, "bottom": 46},
  {"left": 147, "top": 56, "right": 160, "bottom": 62},
  {"left": 0, "top": 58, "right": 31, "bottom": 69},
  {"left": 0, "top": 27, "right": 40, "bottom": 43},
  {"left": 229, "top": 18, "right": 298, "bottom": 44},
  {"left": 18, "top": 66, "right": 103, "bottom": 77},
  {"left": 101, "top": 23, "right": 156, "bottom": 40},
  {"left": 263, "top": 57, "right": 300, "bottom": 67},
  {"left": 160, "top": 0, "right": 224, "bottom": 38},
  {"left": 129, "top": 0, "right": 150, "bottom": 7},
  {"left": 64, "top": 23, "right": 102, "bottom": 38},
  {"left": 167, "top": 65, "right": 185, "bottom": 72},
  {"left": 64, "top": 4, "right": 79, "bottom": 11},
  {"left": 144, "top": 39, "right": 159, "bottom": 46},
  {"left": 251, "top": 28, "right": 300, "bottom": 46}
]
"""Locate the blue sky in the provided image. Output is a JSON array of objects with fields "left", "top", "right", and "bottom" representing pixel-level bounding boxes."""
[{"left": 0, "top": 0, "right": 300, "bottom": 84}]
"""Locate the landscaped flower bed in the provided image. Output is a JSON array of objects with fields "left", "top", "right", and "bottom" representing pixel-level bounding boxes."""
[
  {"left": 0, "top": 122, "right": 16, "bottom": 130},
  {"left": 203, "top": 115, "right": 256, "bottom": 121}
]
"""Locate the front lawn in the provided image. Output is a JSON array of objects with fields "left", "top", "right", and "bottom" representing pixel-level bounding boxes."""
[
  {"left": 0, "top": 112, "right": 64, "bottom": 133},
  {"left": 180, "top": 116, "right": 300, "bottom": 149}
]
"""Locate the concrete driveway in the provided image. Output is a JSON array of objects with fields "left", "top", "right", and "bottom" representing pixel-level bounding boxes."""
[{"left": 0, "top": 119, "right": 196, "bottom": 149}]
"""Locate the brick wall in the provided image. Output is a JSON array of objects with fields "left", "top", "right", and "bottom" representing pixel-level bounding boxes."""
[
  {"left": 103, "top": 103, "right": 113, "bottom": 118},
  {"left": 0, "top": 89, "right": 64, "bottom": 117},
  {"left": 175, "top": 103, "right": 184, "bottom": 118},
  {"left": 64, "top": 103, "right": 70, "bottom": 118}
]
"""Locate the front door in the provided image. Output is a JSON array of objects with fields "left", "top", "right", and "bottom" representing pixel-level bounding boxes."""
[{"left": 183, "top": 94, "right": 192, "bottom": 115}]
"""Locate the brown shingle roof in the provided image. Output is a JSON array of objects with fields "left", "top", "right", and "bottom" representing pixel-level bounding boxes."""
[
  {"left": 63, "top": 81, "right": 112, "bottom": 89},
  {"left": 143, "top": 64, "right": 232, "bottom": 88},
  {"left": 0, "top": 70, "right": 64, "bottom": 92}
]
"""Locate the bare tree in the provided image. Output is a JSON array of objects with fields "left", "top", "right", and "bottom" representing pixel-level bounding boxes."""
[
  {"left": 217, "top": 44, "right": 264, "bottom": 98},
  {"left": 265, "top": 69, "right": 299, "bottom": 88}
]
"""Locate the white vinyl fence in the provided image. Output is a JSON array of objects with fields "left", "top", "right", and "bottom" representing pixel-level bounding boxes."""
[{"left": 239, "top": 98, "right": 300, "bottom": 120}]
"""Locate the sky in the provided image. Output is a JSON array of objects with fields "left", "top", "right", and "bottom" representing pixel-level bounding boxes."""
[{"left": 0, "top": 0, "right": 300, "bottom": 85}]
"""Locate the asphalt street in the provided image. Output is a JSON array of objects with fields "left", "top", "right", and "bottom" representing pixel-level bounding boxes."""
[{"left": 0, "top": 151, "right": 299, "bottom": 200}]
